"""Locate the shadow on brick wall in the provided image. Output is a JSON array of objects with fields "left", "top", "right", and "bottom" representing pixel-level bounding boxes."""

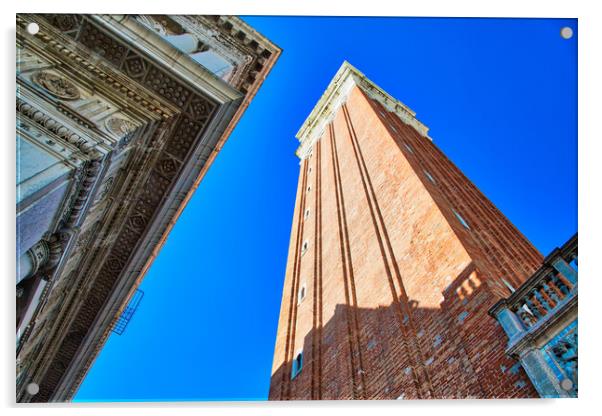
[{"left": 269, "top": 262, "right": 538, "bottom": 400}]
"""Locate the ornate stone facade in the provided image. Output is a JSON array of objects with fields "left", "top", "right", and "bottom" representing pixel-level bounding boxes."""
[{"left": 16, "top": 14, "right": 280, "bottom": 402}]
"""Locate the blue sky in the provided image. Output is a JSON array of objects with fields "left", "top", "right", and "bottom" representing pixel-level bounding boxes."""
[{"left": 74, "top": 16, "right": 577, "bottom": 402}]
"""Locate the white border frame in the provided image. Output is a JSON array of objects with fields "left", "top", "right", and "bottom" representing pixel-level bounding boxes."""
[{"left": 3, "top": 2, "right": 599, "bottom": 416}]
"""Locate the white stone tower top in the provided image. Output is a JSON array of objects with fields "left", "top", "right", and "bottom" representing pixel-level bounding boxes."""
[{"left": 295, "top": 61, "right": 431, "bottom": 159}]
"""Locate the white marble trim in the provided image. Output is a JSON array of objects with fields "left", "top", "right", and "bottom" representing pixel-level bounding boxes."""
[{"left": 296, "top": 61, "right": 431, "bottom": 160}]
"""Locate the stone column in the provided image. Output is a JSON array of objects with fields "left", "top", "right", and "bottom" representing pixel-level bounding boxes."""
[{"left": 17, "top": 240, "right": 49, "bottom": 285}]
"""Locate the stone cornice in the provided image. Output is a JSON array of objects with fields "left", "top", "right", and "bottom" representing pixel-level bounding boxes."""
[
  {"left": 95, "top": 15, "right": 243, "bottom": 105},
  {"left": 133, "top": 15, "right": 280, "bottom": 94},
  {"left": 184, "top": 15, "right": 281, "bottom": 90},
  {"left": 16, "top": 15, "right": 178, "bottom": 122},
  {"left": 296, "top": 61, "right": 431, "bottom": 160}
]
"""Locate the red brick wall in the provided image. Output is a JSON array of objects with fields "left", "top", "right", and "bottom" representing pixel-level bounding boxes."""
[{"left": 269, "top": 85, "right": 543, "bottom": 400}]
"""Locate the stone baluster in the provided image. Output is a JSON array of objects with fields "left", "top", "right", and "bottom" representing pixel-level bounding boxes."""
[
  {"left": 525, "top": 295, "right": 542, "bottom": 320},
  {"left": 539, "top": 284, "right": 556, "bottom": 310},
  {"left": 553, "top": 273, "right": 571, "bottom": 295},
  {"left": 546, "top": 278, "right": 564, "bottom": 302}
]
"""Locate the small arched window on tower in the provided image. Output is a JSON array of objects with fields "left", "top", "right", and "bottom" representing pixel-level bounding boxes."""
[
  {"left": 301, "top": 240, "right": 309, "bottom": 255},
  {"left": 453, "top": 209, "right": 470, "bottom": 229},
  {"left": 304, "top": 208, "right": 310, "bottom": 220},
  {"left": 307, "top": 185, "right": 311, "bottom": 193},
  {"left": 404, "top": 143, "right": 414, "bottom": 154},
  {"left": 291, "top": 350, "right": 304, "bottom": 379},
  {"left": 298, "top": 283, "right": 307, "bottom": 305},
  {"left": 424, "top": 170, "right": 436, "bottom": 184}
]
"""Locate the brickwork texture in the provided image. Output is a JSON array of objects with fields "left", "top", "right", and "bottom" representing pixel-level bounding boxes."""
[{"left": 269, "top": 85, "right": 543, "bottom": 400}]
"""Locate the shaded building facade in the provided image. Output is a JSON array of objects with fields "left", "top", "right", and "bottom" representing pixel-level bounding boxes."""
[
  {"left": 269, "top": 62, "right": 555, "bottom": 399},
  {"left": 16, "top": 14, "right": 280, "bottom": 402}
]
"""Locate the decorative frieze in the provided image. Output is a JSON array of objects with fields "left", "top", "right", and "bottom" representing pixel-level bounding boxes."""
[
  {"left": 40, "top": 15, "right": 214, "bottom": 114},
  {"left": 17, "top": 98, "right": 102, "bottom": 159},
  {"left": 17, "top": 15, "right": 175, "bottom": 120}
]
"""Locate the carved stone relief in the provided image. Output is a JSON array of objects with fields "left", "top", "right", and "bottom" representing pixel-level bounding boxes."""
[
  {"left": 32, "top": 71, "right": 81, "bottom": 101},
  {"left": 92, "top": 177, "right": 115, "bottom": 205},
  {"left": 105, "top": 117, "right": 137, "bottom": 137},
  {"left": 135, "top": 15, "right": 167, "bottom": 36}
]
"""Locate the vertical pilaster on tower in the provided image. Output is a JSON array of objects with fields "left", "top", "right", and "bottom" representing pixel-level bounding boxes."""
[{"left": 270, "top": 62, "right": 544, "bottom": 400}]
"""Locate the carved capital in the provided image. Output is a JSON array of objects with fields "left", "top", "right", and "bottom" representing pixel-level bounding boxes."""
[{"left": 26, "top": 240, "right": 51, "bottom": 277}]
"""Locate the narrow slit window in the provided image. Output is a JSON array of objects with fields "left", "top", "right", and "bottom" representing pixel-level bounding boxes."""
[
  {"left": 404, "top": 143, "right": 414, "bottom": 153},
  {"left": 291, "top": 351, "right": 303, "bottom": 379},
  {"left": 302, "top": 240, "right": 309, "bottom": 255},
  {"left": 453, "top": 209, "right": 470, "bottom": 229},
  {"left": 424, "top": 170, "right": 436, "bottom": 184},
  {"left": 298, "top": 284, "right": 306, "bottom": 304},
  {"left": 304, "top": 208, "right": 310, "bottom": 219}
]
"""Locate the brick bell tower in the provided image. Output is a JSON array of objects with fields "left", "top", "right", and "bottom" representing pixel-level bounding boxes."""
[{"left": 269, "top": 62, "right": 545, "bottom": 400}]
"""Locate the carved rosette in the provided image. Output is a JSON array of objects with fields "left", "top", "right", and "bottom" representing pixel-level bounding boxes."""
[
  {"left": 105, "top": 117, "right": 137, "bottom": 137},
  {"left": 32, "top": 71, "right": 80, "bottom": 101}
]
